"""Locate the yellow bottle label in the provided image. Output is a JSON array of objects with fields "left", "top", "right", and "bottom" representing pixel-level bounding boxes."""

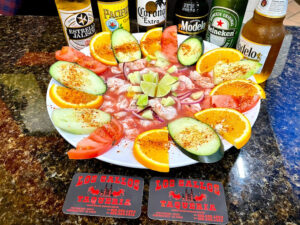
[{"left": 98, "top": 0, "right": 130, "bottom": 32}]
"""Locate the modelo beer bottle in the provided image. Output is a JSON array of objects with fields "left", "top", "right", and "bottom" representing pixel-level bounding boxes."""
[
  {"left": 206, "top": 0, "right": 248, "bottom": 47},
  {"left": 175, "top": 0, "right": 209, "bottom": 39},
  {"left": 136, "top": 0, "right": 167, "bottom": 32},
  {"left": 97, "top": 0, "right": 130, "bottom": 32},
  {"left": 55, "top": 0, "right": 96, "bottom": 50},
  {"left": 236, "top": 0, "right": 287, "bottom": 83}
]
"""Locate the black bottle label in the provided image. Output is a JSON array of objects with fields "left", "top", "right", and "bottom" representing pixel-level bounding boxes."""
[{"left": 176, "top": 14, "right": 208, "bottom": 36}]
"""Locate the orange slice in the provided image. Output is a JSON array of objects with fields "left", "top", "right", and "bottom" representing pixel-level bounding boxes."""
[
  {"left": 133, "top": 129, "right": 170, "bottom": 172},
  {"left": 210, "top": 79, "right": 266, "bottom": 99},
  {"left": 194, "top": 108, "right": 251, "bottom": 149},
  {"left": 140, "top": 27, "right": 162, "bottom": 59},
  {"left": 49, "top": 84, "right": 103, "bottom": 108},
  {"left": 196, "top": 48, "right": 243, "bottom": 74},
  {"left": 90, "top": 32, "right": 118, "bottom": 66}
]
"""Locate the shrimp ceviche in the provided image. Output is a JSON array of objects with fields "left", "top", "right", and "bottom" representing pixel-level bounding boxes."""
[{"left": 48, "top": 26, "right": 263, "bottom": 171}]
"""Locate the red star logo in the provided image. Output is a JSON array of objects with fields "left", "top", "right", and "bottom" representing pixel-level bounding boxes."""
[{"left": 217, "top": 19, "right": 224, "bottom": 27}]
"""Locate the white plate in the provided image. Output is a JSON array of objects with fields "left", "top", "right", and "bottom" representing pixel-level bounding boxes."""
[{"left": 46, "top": 33, "right": 260, "bottom": 169}]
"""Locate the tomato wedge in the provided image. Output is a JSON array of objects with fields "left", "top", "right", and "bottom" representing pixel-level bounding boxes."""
[
  {"left": 161, "top": 25, "right": 179, "bottom": 64},
  {"left": 67, "top": 118, "right": 124, "bottom": 160},
  {"left": 55, "top": 46, "right": 85, "bottom": 62},
  {"left": 211, "top": 95, "right": 260, "bottom": 112},
  {"left": 68, "top": 137, "right": 112, "bottom": 159},
  {"left": 55, "top": 46, "right": 108, "bottom": 75},
  {"left": 77, "top": 55, "right": 107, "bottom": 75}
]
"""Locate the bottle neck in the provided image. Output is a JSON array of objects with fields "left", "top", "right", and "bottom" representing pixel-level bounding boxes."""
[
  {"left": 255, "top": 0, "right": 287, "bottom": 18},
  {"left": 253, "top": 10, "right": 285, "bottom": 23}
]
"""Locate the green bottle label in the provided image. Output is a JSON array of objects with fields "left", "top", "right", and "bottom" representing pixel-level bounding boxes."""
[{"left": 206, "top": 6, "right": 239, "bottom": 47}]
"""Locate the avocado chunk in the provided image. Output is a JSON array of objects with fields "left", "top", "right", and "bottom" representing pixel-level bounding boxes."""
[
  {"left": 161, "top": 96, "right": 175, "bottom": 107},
  {"left": 142, "top": 110, "right": 153, "bottom": 120},
  {"left": 213, "top": 60, "right": 262, "bottom": 84},
  {"left": 128, "top": 71, "right": 141, "bottom": 84},
  {"left": 137, "top": 94, "right": 148, "bottom": 107}
]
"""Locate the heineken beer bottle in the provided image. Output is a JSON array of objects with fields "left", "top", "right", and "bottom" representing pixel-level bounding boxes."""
[{"left": 205, "top": 0, "right": 248, "bottom": 48}]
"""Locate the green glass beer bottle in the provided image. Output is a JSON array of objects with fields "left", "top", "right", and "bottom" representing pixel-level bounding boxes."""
[{"left": 205, "top": 0, "right": 248, "bottom": 48}]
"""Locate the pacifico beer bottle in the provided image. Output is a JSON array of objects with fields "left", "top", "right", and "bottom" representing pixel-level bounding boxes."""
[
  {"left": 55, "top": 0, "right": 96, "bottom": 50},
  {"left": 236, "top": 0, "right": 287, "bottom": 83},
  {"left": 97, "top": 0, "right": 130, "bottom": 32},
  {"left": 136, "top": 0, "right": 167, "bottom": 32},
  {"left": 175, "top": 0, "right": 209, "bottom": 38},
  {"left": 206, "top": 0, "right": 248, "bottom": 48}
]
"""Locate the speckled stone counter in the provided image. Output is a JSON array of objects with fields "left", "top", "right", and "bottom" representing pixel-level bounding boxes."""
[{"left": 0, "top": 16, "right": 299, "bottom": 225}]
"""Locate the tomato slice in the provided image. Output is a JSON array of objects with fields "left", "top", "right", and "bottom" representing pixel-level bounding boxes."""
[
  {"left": 89, "top": 127, "right": 113, "bottom": 144},
  {"left": 68, "top": 137, "right": 112, "bottom": 159},
  {"left": 55, "top": 46, "right": 85, "bottom": 62},
  {"left": 200, "top": 95, "right": 212, "bottom": 110},
  {"left": 77, "top": 55, "right": 107, "bottom": 75},
  {"left": 161, "top": 25, "right": 179, "bottom": 64},
  {"left": 211, "top": 95, "right": 260, "bottom": 112},
  {"left": 101, "top": 118, "right": 124, "bottom": 145},
  {"left": 237, "top": 94, "right": 260, "bottom": 113},
  {"left": 211, "top": 95, "right": 239, "bottom": 110}
]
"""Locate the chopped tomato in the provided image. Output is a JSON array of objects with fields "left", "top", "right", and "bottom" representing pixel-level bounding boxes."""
[
  {"left": 161, "top": 25, "right": 179, "bottom": 64},
  {"left": 200, "top": 95, "right": 212, "bottom": 110},
  {"left": 67, "top": 137, "right": 112, "bottom": 159},
  {"left": 55, "top": 46, "right": 85, "bottom": 62},
  {"left": 67, "top": 119, "right": 124, "bottom": 160},
  {"left": 212, "top": 95, "right": 239, "bottom": 110},
  {"left": 77, "top": 55, "right": 107, "bottom": 75},
  {"left": 238, "top": 94, "right": 260, "bottom": 113},
  {"left": 211, "top": 95, "right": 260, "bottom": 112}
]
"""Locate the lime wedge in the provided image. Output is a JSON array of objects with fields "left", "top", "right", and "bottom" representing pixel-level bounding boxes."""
[
  {"left": 143, "top": 72, "right": 158, "bottom": 83},
  {"left": 156, "top": 83, "right": 172, "bottom": 97},
  {"left": 159, "top": 73, "right": 178, "bottom": 86},
  {"left": 140, "top": 81, "right": 157, "bottom": 97}
]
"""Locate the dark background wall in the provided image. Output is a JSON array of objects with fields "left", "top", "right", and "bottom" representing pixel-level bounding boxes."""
[{"left": 17, "top": 0, "right": 212, "bottom": 21}]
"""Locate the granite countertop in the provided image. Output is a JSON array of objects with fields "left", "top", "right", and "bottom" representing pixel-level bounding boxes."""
[{"left": 0, "top": 16, "right": 299, "bottom": 225}]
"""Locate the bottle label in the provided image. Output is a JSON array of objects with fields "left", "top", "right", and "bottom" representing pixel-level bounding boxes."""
[
  {"left": 98, "top": 0, "right": 130, "bottom": 32},
  {"left": 58, "top": 5, "right": 96, "bottom": 50},
  {"left": 137, "top": 0, "right": 167, "bottom": 27},
  {"left": 206, "top": 6, "right": 239, "bottom": 47},
  {"left": 176, "top": 14, "right": 208, "bottom": 35},
  {"left": 256, "top": 0, "right": 288, "bottom": 18},
  {"left": 236, "top": 35, "right": 271, "bottom": 73}
]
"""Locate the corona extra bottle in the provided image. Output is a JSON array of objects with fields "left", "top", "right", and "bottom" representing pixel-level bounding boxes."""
[
  {"left": 55, "top": 0, "right": 96, "bottom": 50},
  {"left": 136, "top": 0, "right": 167, "bottom": 32}
]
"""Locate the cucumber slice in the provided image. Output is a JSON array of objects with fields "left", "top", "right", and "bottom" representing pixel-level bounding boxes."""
[
  {"left": 51, "top": 108, "right": 111, "bottom": 135},
  {"left": 111, "top": 29, "right": 142, "bottom": 62},
  {"left": 49, "top": 61, "right": 106, "bottom": 95},
  {"left": 177, "top": 36, "right": 203, "bottom": 66},
  {"left": 168, "top": 117, "right": 224, "bottom": 163}
]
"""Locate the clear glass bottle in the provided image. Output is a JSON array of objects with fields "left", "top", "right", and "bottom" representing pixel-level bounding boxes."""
[{"left": 136, "top": 0, "right": 167, "bottom": 32}]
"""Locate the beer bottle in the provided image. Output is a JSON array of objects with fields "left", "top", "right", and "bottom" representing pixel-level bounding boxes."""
[
  {"left": 206, "top": 0, "right": 248, "bottom": 48},
  {"left": 236, "top": 0, "right": 287, "bottom": 83},
  {"left": 175, "top": 0, "right": 209, "bottom": 39},
  {"left": 136, "top": 0, "right": 167, "bottom": 32},
  {"left": 55, "top": 0, "right": 96, "bottom": 50},
  {"left": 97, "top": 0, "right": 130, "bottom": 32}
]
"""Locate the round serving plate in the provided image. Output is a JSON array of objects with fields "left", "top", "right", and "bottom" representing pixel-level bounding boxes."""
[{"left": 46, "top": 33, "right": 260, "bottom": 169}]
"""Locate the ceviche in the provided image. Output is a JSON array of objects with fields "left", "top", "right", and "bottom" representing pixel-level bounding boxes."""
[{"left": 47, "top": 26, "right": 265, "bottom": 172}]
